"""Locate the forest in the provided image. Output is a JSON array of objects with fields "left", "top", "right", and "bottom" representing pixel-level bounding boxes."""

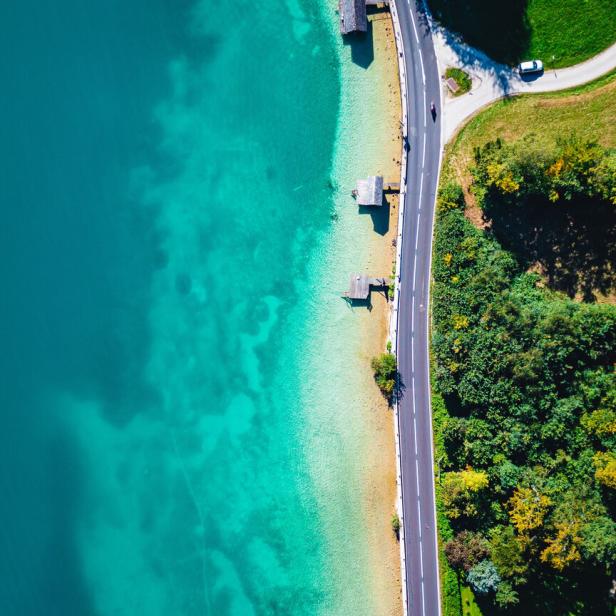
[{"left": 432, "top": 136, "right": 616, "bottom": 614}]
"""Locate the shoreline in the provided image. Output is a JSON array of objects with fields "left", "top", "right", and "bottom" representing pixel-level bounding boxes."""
[{"left": 297, "top": 3, "right": 403, "bottom": 613}]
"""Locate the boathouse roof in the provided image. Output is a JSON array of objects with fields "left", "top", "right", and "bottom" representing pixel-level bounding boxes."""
[
  {"left": 339, "top": 0, "right": 367, "bottom": 35},
  {"left": 356, "top": 175, "right": 384, "bottom": 206}
]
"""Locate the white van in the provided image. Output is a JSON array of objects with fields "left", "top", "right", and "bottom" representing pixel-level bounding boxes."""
[{"left": 518, "top": 60, "right": 544, "bottom": 74}]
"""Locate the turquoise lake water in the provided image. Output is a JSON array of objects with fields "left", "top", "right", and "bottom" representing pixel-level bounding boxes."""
[{"left": 0, "top": 0, "right": 373, "bottom": 613}]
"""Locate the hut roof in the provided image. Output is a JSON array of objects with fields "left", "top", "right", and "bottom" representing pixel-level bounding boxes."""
[
  {"left": 339, "top": 0, "right": 367, "bottom": 35},
  {"left": 356, "top": 175, "right": 383, "bottom": 206}
]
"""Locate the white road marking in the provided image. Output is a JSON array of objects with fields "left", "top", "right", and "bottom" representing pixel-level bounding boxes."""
[
  {"left": 410, "top": 9, "right": 420, "bottom": 44},
  {"left": 418, "top": 50, "right": 426, "bottom": 85}
]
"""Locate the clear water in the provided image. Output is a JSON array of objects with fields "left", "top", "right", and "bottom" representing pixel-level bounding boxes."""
[{"left": 0, "top": 1, "right": 358, "bottom": 613}]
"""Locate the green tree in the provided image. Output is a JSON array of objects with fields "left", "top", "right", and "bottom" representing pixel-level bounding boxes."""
[
  {"left": 581, "top": 516, "right": 616, "bottom": 568},
  {"left": 489, "top": 525, "right": 528, "bottom": 584},
  {"left": 495, "top": 580, "right": 519, "bottom": 608}
]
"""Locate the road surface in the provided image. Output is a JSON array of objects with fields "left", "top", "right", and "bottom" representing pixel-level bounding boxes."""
[{"left": 392, "top": 1, "right": 442, "bottom": 615}]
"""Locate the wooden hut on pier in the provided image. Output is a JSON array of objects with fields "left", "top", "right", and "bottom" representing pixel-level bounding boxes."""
[
  {"left": 355, "top": 175, "right": 384, "bottom": 206},
  {"left": 339, "top": 0, "right": 367, "bottom": 34}
]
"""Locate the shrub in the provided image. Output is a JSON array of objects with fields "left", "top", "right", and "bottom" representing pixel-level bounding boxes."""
[
  {"left": 438, "top": 181, "right": 466, "bottom": 212},
  {"left": 391, "top": 512, "right": 401, "bottom": 540},
  {"left": 371, "top": 352, "right": 397, "bottom": 399}
]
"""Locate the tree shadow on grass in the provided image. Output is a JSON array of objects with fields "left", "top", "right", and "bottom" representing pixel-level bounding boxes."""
[
  {"left": 483, "top": 196, "right": 616, "bottom": 301},
  {"left": 427, "top": 0, "right": 531, "bottom": 65}
]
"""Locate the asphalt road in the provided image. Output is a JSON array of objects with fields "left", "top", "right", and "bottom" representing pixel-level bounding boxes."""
[{"left": 393, "top": 2, "right": 442, "bottom": 615}]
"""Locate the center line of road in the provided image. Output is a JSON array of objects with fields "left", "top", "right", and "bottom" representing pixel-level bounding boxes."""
[
  {"left": 414, "top": 210, "right": 421, "bottom": 253},
  {"left": 410, "top": 9, "right": 420, "bottom": 44}
]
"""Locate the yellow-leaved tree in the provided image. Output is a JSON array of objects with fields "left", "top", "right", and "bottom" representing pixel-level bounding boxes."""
[
  {"left": 508, "top": 486, "right": 551, "bottom": 537},
  {"left": 541, "top": 519, "right": 583, "bottom": 571},
  {"left": 593, "top": 451, "right": 616, "bottom": 489},
  {"left": 442, "top": 468, "right": 489, "bottom": 519}
]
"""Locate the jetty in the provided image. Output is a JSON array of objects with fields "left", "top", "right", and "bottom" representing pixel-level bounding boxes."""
[{"left": 344, "top": 274, "right": 392, "bottom": 300}]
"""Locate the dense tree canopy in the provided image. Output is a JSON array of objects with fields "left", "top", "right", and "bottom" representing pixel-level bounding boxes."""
[{"left": 433, "top": 136, "right": 616, "bottom": 614}]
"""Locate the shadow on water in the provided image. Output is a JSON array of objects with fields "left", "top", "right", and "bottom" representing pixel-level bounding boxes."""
[
  {"left": 344, "top": 295, "right": 373, "bottom": 311},
  {"left": 342, "top": 22, "right": 374, "bottom": 69},
  {"left": 357, "top": 200, "right": 390, "bottom": 235}
]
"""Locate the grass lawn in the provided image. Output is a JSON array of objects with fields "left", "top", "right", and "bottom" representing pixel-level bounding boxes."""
[
  {"left": 460, "top": 586, "right": 482, "bottom": 616},
  {"left": 428, "top": 0, "right": 616, "bottom": 67},
  {"left": 526, "top": 0, "right": 616, "bottom": 67}
]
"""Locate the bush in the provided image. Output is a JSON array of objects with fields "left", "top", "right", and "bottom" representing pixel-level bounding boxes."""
[
  {"left": 371, "top": 352, "right": 397, "bottom": 399},
  {"left": 391, "top": 512, "right": 401, "bottom": 540},
  {"left": 438, "top": 181, "right": 466, "bottom": 212}
]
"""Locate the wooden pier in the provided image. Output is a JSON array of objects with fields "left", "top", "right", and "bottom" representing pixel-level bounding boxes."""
[{"left": 344, "top": 274, "right": 392, "bottom": 300}]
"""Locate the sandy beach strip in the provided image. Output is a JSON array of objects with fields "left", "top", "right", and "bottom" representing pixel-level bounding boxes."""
[{"left": 354, "top": 10, "right": 403, "bottom": 616}]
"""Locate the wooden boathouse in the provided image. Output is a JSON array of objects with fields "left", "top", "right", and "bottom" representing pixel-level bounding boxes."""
[
  {"left": 352, "top": 175, "right": 400, "bottom": 206},
  {"left": 339, "top": 0, "right": 367, "bottom": 34},
  {"left": 339, "top": 0, "right": 391, "bottom": 35},
  {"left": 355, "top": 175, "right": 384, "bottom": 206}
]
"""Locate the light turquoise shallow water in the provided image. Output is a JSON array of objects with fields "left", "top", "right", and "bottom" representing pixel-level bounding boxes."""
[{"left": 0, "top": 1, "right": 366, "bottom": 613}]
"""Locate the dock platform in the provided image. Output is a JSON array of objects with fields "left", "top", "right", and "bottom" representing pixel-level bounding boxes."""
[{"left": 344, "top": 274, "right": 392, "bottom": 300}]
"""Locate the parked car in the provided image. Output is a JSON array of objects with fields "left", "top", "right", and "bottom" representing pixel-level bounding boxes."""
[{"left": 518, "top": 59, "right": 544, "bottom": 74}]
